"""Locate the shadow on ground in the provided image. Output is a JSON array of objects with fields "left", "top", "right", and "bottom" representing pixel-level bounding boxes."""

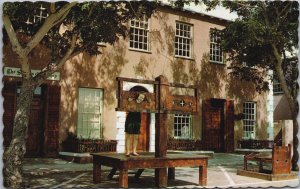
[{"left": 24, "top": 170, "right": 199, "bottom": 188}]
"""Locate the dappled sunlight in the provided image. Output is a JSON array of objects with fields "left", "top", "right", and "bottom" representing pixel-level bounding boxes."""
[
  {"left": 59, "top": 41, "right": 129, "bottom": 140},
  {"left": 197, "top": 54, "right": 227, "bottom": 99}
]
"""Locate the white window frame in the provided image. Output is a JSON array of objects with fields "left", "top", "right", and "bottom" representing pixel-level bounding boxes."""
[
  {"left": 243, "top": 102, "right": 257, "bottom": 139},
  {"left": 77, "top": 88, "right": 103, "bottom": 139},
  {"left": 175, "top": 21, "right": 193, "bottom": 59},
  {"left": 26, "top": 4, "right": 48, "bottom": 25},
  {"left": 273, "top": 77, "right": 283, "bottom": 94},
  {"left": 129, "top": 15, "right": 150, "bottom": 52},
  {"left": 209, "top": 29, "right": 224, "bottom": 64},
  {"left": 173, "top": 114, "right": 192, "bottom": 139}
]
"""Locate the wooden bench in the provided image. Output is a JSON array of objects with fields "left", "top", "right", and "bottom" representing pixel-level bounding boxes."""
[
  {"left": 244, "top": 144, "right": 291, "bottom": 174},
  {"left": 91, "top": 152, "right": 208, "bottom": 188}
]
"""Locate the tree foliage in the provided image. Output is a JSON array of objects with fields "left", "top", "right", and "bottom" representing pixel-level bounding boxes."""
[
  {"left": 3, "top": 1, "right": 157, "bottom": 188},
  {"left": 174, "top": 0, "right": 299, "bottom": 171},
  {"left": 220, "top": 1, "right": 298, "bottom": 92},
  {"left": 4, "top": 1, "right": 157, "bottom": 66}
]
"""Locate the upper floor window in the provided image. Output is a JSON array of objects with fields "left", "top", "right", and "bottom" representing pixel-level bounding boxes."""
[
  {"left": 273, "top": 77, "right": 283, "bottom": 94},
  {"left": 210, "top": 29, "right": 223, "bottom": 64},
  {"left": 173, "top": 114, "right": 192, "bottom": 139},
  {"left": 175, "top": 22, "right": 193, "bottom": 58},
  {"left": 77, "top": 88, "right": 103, "bottom": 139},
  {"left": 129, "top": 15, "right": 150, "bottom": 51},
  {"left": 243, "top": 102, "right": 256, "bottom": 139},
  {"left": 25, "top": 4, "right": 48, "bottom": 25}
]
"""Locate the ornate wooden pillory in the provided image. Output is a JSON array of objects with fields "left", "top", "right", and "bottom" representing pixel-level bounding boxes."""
[
  {"left": 91, "top": 75, "right": 207, "bottom": 188},
  {"left": 116, "top": 75, "right": 198, "bottom": 158}
]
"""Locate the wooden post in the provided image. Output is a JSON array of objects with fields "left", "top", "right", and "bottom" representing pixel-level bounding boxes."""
[
  {"left": 154, "top": 75, "right": 169, "bottom": 187},
  {"left": 155, "top": 168, "right": 168, "bottom": 187},
  {"left": 199, "top": 164, "right": 207, "bottom": 186},
  {"left": 93, "top": 160, "right": 101, "bottom": 183},
  {"left": 155, "top": 75, "right": 169, "bottom": 157},
  {"left": 119, "top": 169, "right": 128, "bottom": 188}
]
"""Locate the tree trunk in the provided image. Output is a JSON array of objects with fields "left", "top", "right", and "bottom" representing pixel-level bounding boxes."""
[
  {"left": 272, "top": 45, "right": 298, "bottom": 171},
  {"left": 3, "top": 81, "right": 34, "bottom": 188}
]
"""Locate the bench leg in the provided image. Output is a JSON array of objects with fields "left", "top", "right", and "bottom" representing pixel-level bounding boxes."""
[
  {"left": 155, "top": 168, "right": 167, "bottom": 187},
  {"left": 93, "top": 162, "right": 101, "bottom": 183},
  {"left": 244, "top": 159, "right": 248, "bottom": 170},
  {"left": 119, "top": 169, "right": 128, "bottom": 188},
  {"left": 259, "top": 161, "right": 263, "bottom": 172},
  {"left": 168, "top": 167, "right": 175, "bottom": 180},
  {"left": 199, "top": 165, "right": 207, "bottom": 186},
  {"left": 108, "top": 167, "right": 117, "bottom": 179}
]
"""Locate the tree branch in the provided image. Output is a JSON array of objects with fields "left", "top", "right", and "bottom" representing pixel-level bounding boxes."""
[
  {"left": 3, "top": 15, "right": 24, "bottom": 57},
  {"left": 279, "top": 2, "right": 293, "bottom": 18},
  {"left": 24, "top": 2, "right": 77, "bottom": 55},
  {"left": 33, "top": 34, "right": 77, "bottom": 86},
  {"left": 50, "top": 3, "right": 56, "bottom": 14},
  {"left": 3, "top": 15, "right": 31, "bottom": 79}
]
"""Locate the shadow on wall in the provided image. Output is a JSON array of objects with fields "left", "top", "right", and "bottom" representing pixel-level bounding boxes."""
[
  {"left": 134, "top": 55, "right": 156, "bottom": 79},
  {"left": 152, "top": 11, "right": 175, "bottom": 56},
  {"left": 196, "top": 54, "right": 227, "bottom": 99},
  {"left": 170, "top": 53, "right": 227, "bottom": 99},
  {"left": 60, "top": 40, "right": 129, "bottom": 139},
  {"left": 226, "top": 73, "right": 257, "bottom": 103}
]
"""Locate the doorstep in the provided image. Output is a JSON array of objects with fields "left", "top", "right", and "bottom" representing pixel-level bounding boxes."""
[
  {"left": 59, "top": 152, "right": 92, "bottom": 164},
  {"left": 235, "top": 148, "right": 272, "bottom": 154}
]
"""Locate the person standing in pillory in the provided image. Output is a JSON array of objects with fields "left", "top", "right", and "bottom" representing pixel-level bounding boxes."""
[{"left": 124, "top": 111, "right": 141, "bottom": 156}]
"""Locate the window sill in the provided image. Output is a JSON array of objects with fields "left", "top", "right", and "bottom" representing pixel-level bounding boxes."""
[
  {"left": 129, "top": 48, "right": 152, "bottom": 54},
  {"left": 210, "top": 61, "right": 225, "bottom": 65},
  {"left": 174, "top": 55, "right": 195, "bottom": 61},
  {"left": 273, "top": 92, "right": 284, "bottom": 95}
]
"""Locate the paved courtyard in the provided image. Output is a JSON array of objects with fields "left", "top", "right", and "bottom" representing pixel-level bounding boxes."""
[{"left": 23, "top": 153, "right": 299, "bottom": 188}]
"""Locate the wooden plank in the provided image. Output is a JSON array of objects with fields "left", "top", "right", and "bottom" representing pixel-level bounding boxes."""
[
  {"left": 237, "top": 169, "right": 298, "bottom": 181},
  {"left": 116, "top": 77, "right": 158, "bottom": 85},
  {"left": 118, "top": 91, "right": 156, "bottom": 112}
]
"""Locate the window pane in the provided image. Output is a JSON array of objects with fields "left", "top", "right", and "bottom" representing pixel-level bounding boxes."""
[
  {"left": 129, "top": 16, "right": 149, "bottom": 51},
  {"left": 77, "top": 88, "right": 103, "bottom": 139},
  {"left": 175, "top": 22, "right": 193, "bottom": 58},
  {"left": 173, "top": 114, "right": 191, "bottom": 139}
]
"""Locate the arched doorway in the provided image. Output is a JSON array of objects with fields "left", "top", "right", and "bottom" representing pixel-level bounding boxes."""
[{"left": 129, "top": 86, "right": 151, "bottom": 152}]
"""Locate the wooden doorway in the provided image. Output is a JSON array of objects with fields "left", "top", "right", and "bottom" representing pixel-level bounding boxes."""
[
  {"left": 26, "top": 95, "right": 44, "bottom": 157},
  {"left": 129, "top": 86, "right": 151, "bottom": 152},
  {"left": 3, "top": 80, "right": 61, "bottom": 157},
  {"left": 202, "top": 98, "right": 235, "bottom": 152},
  {"left": 202, "top": 99, "right": 225, "bottom": 152}
]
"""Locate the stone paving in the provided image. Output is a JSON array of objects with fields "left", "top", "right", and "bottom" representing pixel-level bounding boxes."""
[{"left": 23, "top": 153, "right": 299, "bottom": 188}]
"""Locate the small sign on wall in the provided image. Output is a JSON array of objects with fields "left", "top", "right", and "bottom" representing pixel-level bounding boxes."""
[{"left": 3, "top": 66, "right": 60, "bottom": 81}]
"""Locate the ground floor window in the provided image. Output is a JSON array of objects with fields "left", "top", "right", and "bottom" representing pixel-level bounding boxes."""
[
  {"left": 173, "top": 114, "right": 192, "bottom": 139},
  {"left": 243, "top": 101, "right": 256, "bottom": 139},
  {"left": 77, "top": 88, "right": 103, "bottom": 139}
]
